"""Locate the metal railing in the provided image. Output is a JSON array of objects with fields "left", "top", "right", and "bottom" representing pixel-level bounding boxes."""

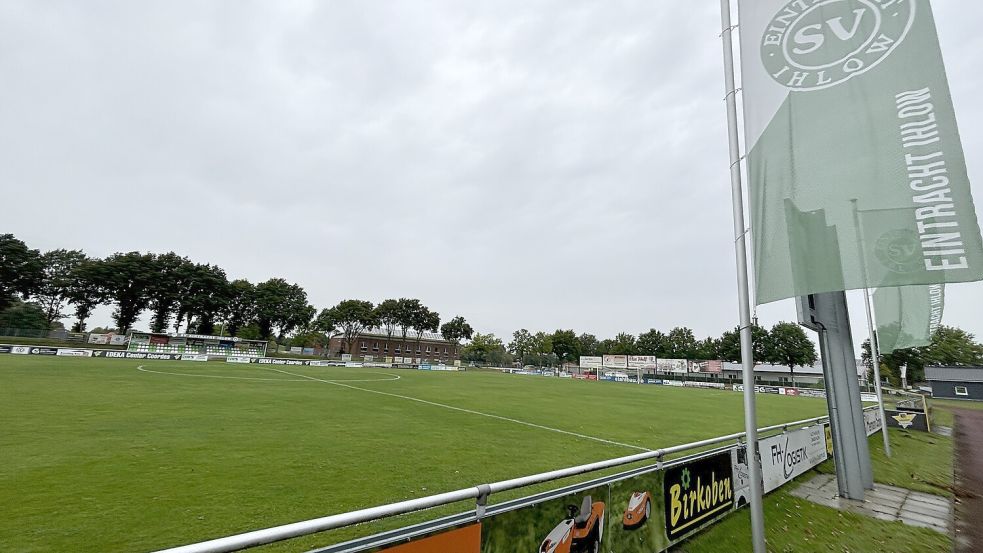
[{"left": 154, "top": 409, "right": 869, "bottom": 553}]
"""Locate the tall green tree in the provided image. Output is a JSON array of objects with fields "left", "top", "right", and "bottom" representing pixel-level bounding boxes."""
[
  {"left": 664, "top": 327, "right": 697, "bottom": 359},
  {"left": 440, "top": 316, "right": 474, "bottom": 356},
  {"left": 319, "top": 300, "right": 378, "bottom": 355},
  {"left": 64, "top": 258, "right": 109, "bottom": 332},
  {"left": 394, "top": 298, "right": 422, "bottom": 355},
  {"left": 147, "top": 252, "right": 193, "bottom": 333},
  {"left": 254, "top": 278, "right": 314, "bottom": 341},
  {"left": 636, "top": 329, "right": 668, "bottom": 356},
  {"left": 508, "top": 329, "right": 535, "bottom": 361},
  {"left": 608, "top": 332, "right": 637, "bottom": 355},
  {"left": 764, "top": 322, "right": 818, "bottom": 384},
  {"left": 411, "top": 306, "right": 440, "bottom": 356},
  {"left": 719, "top": 324, "right": 769, "bottom": 363},
  {"left": 375, "top": 299, "right": 402, "bottom": 346},
  {"left": 550, "top": 329, "right": 581, "bottom": 366},
  {"left": 34, "top": 249, "right": 87, "bottom": 330},
  {"left": 102, "top": 251, "right": 157, "bottom": 332},
  {"left": 694, "top": 336, "right": 722, "bottom": 360},
  {"left": 577, "top": 333, "right": 599, "bottom": 356},
  {"left": 183, "top": 264, "right": 232, "bottom": 335},
  {"left": 222, "top": 279, "right": 257, "bottom": 337},
  {"left": 0, "top": 234, "right": 42, "bottom": 312},
  {"left": 920, "top": 326, "right": 983, "bottom": 368}
]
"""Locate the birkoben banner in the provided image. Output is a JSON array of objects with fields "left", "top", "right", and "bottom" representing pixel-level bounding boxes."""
[{"left": 737, "top": 0, "right": 983, "bottom": 304}]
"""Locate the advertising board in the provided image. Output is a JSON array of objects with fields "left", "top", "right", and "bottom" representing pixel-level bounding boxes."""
[
  {"left": 656, "top": 359, "right": 687, "bottom": 374},
  {"left": 860, "top": 392, "right": 879, "bottom": 403},
  {"left": 663, "top": 450, "right": 735, "bottom": 542},
  {"left": 341, "top": 354, "right": 353, "bottom": 362},
  {"left": 863, "top": 409, "right": 883, "bottom": 436},
  {"left": 884, "top": 409, "right": 930, "bottom": 432},
  {"left": 378, "top": 524, "right": 481, "bottom": 552},
  {"left": 257, "top": 358, "right": 306, "bottom": 366},
  {"left": 109, "top": 335, "right": 127, "bottom": 345},
  {"left": 92, "top": 351, "right": 182, "bottom": 360},
  {"left": 56, "top": 348, "right": 92, "bottom": 357},
  {"left": 181, "top": 354, "right": 209, "bottom": 362},
  {"left": 628, "top": 355, "right": 659, "bottom": 369},
  {"left": 87, "top": 334, "right": 110, "bottom": 345},
  {"left": 689, "top": 360, "right": 723, "bottom": 373},
  {"left": 579, "top": 356, "right": 603, "bottom": 369},
  {"left": 226, "top": 356, "right": 254, "bottom": 364},
  {"left": 758, "top": 424, "right": 827, "bottom": 493},
  {"left": 602, "top": 355, "right": 628, "bottom": 369}
]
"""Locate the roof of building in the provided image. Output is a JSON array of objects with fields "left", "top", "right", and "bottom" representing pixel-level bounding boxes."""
[
  {"left": 925, "top": 366, "right": 983, "bottom": 383},
  {"left": 357, "top": 327, "right": 448, "bottom": 342}
]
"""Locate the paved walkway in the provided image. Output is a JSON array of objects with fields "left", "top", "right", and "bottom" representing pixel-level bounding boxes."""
[
  {"left": 953, "top": 409, "right": 983, "bottom": 553},
  {"left": 790, "top": 474, "right": 950, "bottom": 533}
]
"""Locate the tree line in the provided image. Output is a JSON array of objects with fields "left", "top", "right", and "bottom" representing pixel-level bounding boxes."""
[
  {"left": 462, "top": 322, "right": 819, "bottom": 381},
  {"left": 0, "top": 234, "right": 473, "bottom": 352},
  {"left": 861, "top": 326, "right": 983, "bottom": 384}
]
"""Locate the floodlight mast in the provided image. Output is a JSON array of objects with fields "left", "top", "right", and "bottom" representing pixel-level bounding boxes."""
[{"left": 719, "top": 1, "right": 767, "bottom": 552}]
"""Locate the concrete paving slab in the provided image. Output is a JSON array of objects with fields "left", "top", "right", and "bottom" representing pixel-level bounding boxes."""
[{"left": 792, "top": 474, "right": 951, "bottom": 534}]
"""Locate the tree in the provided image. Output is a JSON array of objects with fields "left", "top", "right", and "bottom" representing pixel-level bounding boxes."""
[
  {"left": 577, "top": 333, "right": 599, "bottom": 356},
  {"left": 319, "top": 300, "right": 377, "bottom": 355},
  {"left": 508, "top": 329, "right": 535, "bottom": 361},
  {"left": 411, "top": 306, "right": 440, "bottom": 357},
  {"left": 460, "top": 333, "right": 511, "bottom": 366},
  {"left": 551, "top": 329, "right": 580, "bottom": 366},
  {"left": 64, "top": 258, "right": 109, "bottom": 332},
  {"left": 863, "top": 326, "right": 983, "bottom": 384},
  {"left": 529, "top": 331, "right": 555, "bottom": 366},
  {"left": 920, "top": 326, "right": 983, "bottom": 368},
  {"left": 146, "top": 252, "right": 193, "bottom": 333},
  {"left": 33, "top": 249, "right": 87, "bottom": 330},
  {"left": 394, "top": 298, "right": 422, "bottom": 355},
  {"left": 440, "top": 316, "right": 474, "bottom": 357},
  {"left": 102, "top": 252, "right": 157, "bottom": 332},
  {"left": 375, "top": 299, "right": 402, "bottom": 345},
  {"left": 719, "top": 324, "right": 769, "bottom": 362},
  {"left": 694, "top": 336, "right": 722, "bottom": 360},
  {"left": 254, "top": 278, "right": 313, "bottom": 341},
  {"left": 664, "top": 327, "right": 697, "bottom": 359},
  {"left": 764, "top": 322, "right": 818, "bottom": 385},
  {"left": 0, "top": 298, "right": 48, "bottom": 329},
  {"left": 181, "top": 264, "right": 233, "bottom": 335},
  {"left": 223, "top": 279, "right": 257, "bottom": 337},
  {"left": 608, "top": 332, "right": 637, "bottom": 355},
  {"left": 636, "top": 329, "right": 668, "bottom": 356},
  {"left": 0, "top": 234, "right": 43, "bottom": 312}
]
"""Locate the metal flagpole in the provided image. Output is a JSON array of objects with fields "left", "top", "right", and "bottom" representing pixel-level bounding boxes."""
[
  {"left": 850, "top": 199, "right": 892, "bottom": 458},
  {"left": 862, "top": 286, "right": 892, "bottom": 457},
  {"left": 719, "top": 1, "right": 766, "bottom": 551}
]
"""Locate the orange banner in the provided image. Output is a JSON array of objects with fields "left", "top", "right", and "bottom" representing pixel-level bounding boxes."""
[{"left": 379, "top": 524, "right": 481, "bottom": 553}]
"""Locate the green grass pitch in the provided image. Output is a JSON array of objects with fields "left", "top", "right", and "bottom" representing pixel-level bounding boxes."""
[{"left": 0, "top": 355, "right": 863, "bottom": 552}]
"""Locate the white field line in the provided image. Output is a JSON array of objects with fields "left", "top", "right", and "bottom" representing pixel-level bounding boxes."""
[
  {"left": 266, "top": 367, "right": 651, "bottom": 452},
  {"left": 135, "top": 365, "right": 402, "bottom": 383},
  {"left": 137, "top": 365, "right": 313, "bottom": 382}
]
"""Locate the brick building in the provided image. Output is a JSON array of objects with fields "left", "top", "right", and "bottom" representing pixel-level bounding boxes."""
[{"left": 326, "top": 328, "right": 460, "bottom": 363}]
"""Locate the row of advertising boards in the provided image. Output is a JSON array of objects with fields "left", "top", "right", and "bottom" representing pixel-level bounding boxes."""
[
  {"left": 579, "top": 356, "right": 723, "bottom": 373},
  {"left": 318, "top": 410, "right": 883, "bottom": 553}
]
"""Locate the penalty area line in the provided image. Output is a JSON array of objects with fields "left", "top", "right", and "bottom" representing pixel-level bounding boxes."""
[{"left": 265, "top": 367, "right": 651, "bottom": 453}]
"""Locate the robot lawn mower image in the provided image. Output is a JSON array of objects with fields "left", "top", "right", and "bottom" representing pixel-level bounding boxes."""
[
  {"left": 538, "top": 495, "right": 606, "bottom": 553},
  {"left": 621, "top": 491, "right": 652, "bottom": 529}
]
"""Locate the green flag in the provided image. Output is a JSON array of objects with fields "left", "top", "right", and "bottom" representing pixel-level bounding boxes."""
[
  {"left": 873, "top": 284, "right": 944, "bottom": 353},
  {"left": 737, "top": 0, "right": 983, "bottom": 304}
]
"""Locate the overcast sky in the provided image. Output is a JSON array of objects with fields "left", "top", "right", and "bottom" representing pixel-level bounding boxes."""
[{"left": 2, "top": 1, "right": 981, "bottom": 353}]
